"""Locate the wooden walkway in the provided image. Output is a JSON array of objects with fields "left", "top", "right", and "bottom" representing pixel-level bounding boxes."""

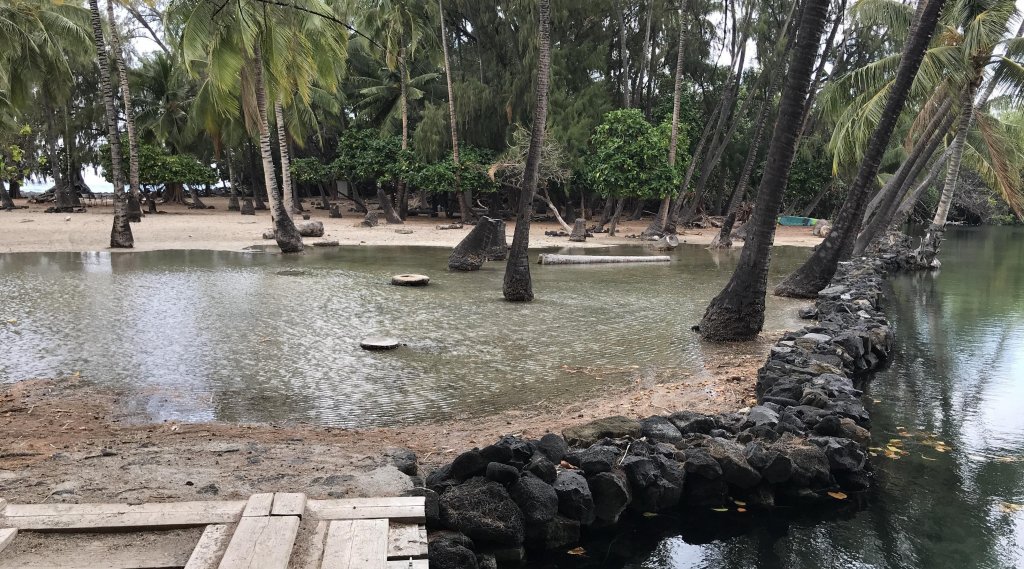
[{"left": 0, "top": 494, "right": 428, "bottom": 569}]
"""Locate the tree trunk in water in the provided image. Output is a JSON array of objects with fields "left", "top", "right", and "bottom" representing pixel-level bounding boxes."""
[
  {"left": 917, "top": 80, "right": 977, "bottom": 266},
  {"left": 106, "top": 0, "right": 142, "bottom": 223},
  {"left": 377, "top": 184, "right": 403, "bottom": 224},
  {"left": 772, "top": 0, "right": 945, "bottom": 298},
  {"left": 854, "top": 95, "right": 956, "bottom": 254},
  {"left": 89, "top": 0, "right": 132, "bottom": 248},
  {"left": 697, "top": 0, "right": 830, "bottom": 340},
  {"left": 710, "top": 91, "right": 771, "bottom": 249},
  {"left": 273, "top": 99, "right": 298, "bottom": 215},
  {"left": 0, "top": 180, "right": 15, "bottom": 210},
  {"left": 503, "top": 0, "right": 551, "bottom": 302},
  {"left": 645, "top": 3, "right": 690, "bottom": 236},
  {"left": 252, "top": 46, "right": 302, "bottom": 253}
]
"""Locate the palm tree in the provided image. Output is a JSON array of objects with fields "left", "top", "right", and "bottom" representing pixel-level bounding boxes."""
[
  {"left": 438, "top": 0, "right": 473, "bottom": 222},
  {"left": 696, "top": 0, "right": 831, "bottom": 341},
  {"left": 105, "top": 0, "right": 142, "bottom": 222},
  {"left": 503, "top": 0, "right": 552, "bottom": 302},
  {"left": 88, "top": 0, "right": 132, "bottom": 248},
  {"left": 773, "top": 0, "right": 947, "bottom": 298}
]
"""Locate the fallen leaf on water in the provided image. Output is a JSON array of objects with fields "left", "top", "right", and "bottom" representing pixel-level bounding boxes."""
[
  {"left": 869, "top": 452, "right": 878, "bottom": 457},
  {"left": 712, "top": 507, "right": 729, "bottom": 512},
  {"left": 5, "top": 319, "right": 16, "bottom": 325},
  {"left": 737, "top": 507, "right": 748, "bottom": 513},
  {"left": 642, "top": 512, "right": 658, "bottom": 518},
  {"left": 567, "top": 547, "right": 586, "bottom": 556},
  {"left": 997, "top": 503, "right": 1023, "bottom": 514},
  {"left": 872, "top": 399, "right": 881, "bottom": 404},
  {"left": 921, "top": 455, "right": 937, "bottom": 461},
  {"left": 869, "top": 447, "right": 885, "bottom": 452},
  {"left": 995, "top": 456, "right": 1020, "bottom": 463},
  {"left": 828, "top": 491, "right": 848, "bottom": 500},
  {"left": 733, "top": 500, "right": 747, "bottom": 506}
]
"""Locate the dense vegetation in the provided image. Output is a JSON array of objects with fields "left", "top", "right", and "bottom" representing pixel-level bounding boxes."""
[{"left": 1, "top": 0, "right": 1022, "bottom": 337}]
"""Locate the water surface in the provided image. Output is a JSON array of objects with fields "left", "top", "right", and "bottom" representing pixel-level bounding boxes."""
[
  {"left": 549, "top": 226, "right": 1024, "bottom": 568},
  {"left": 0, "top": 244, "right": 807, "bottom": 426}
]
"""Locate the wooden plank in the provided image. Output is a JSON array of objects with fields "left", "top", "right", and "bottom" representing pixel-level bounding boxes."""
[
  {"left": 0, "top": 528, "right": 16, "bottom": 555},
  {"left": 184, "top": 524, "right": 233, "bottom": 569},
  {"left": 241, "top": 493, "right": 274, "bottom": 517},
  {"left": 387, "top": 561, "right": 428, "bottom": 569},
  {"left": 217, "top": 515, "right": 299, "bottom": 569},
  {"left": 271, "top": 493, "right": 306, "bottom": 517},
  {"left": 293, "top": 521, "right": 330, "bottom": 569},
  {"left": 306, "top": 497, "right": 425, "bottom": 523},
  {"left": 0, "top": 498, "right": 7, "bottom": 514},
  {"left": 0, "top": 528, "right": 199, "bottom": 569},
  {"left": 0, "top": 501, "right": 245, "bottom": 531},
  {"left": 387, "top": 523, "right": 427, "bottom": 559},
  {"left": 320, "top": 519, "right": 388, "bottom": 569}
]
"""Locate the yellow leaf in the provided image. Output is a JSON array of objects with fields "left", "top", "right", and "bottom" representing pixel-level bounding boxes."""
[
  {"left": 733, "top": 500, "right": 747, "bottom": 506},
  {"left": 642, "top": 512, "right": 658, "bottom": 518},
  {"left": 712, "top": 507, "right": 729, "bottom": 512},
  {"left": 868, "top": 447, "right": 885, "bottom": 452},
  {"left": 998, "top": 502, "right": 1023, "bottom": 514},
  {"left": 827, "top": 491, "right": 848, "bottom": 500},
  {"left": 567, "top": 547, "right": 586, "bottom": 556},
  {"left": 921, "top": 455, "right": 937, "bottom": 461},
  {"left": 5, "top": 319, "right": 16, "bottom": 325},
  {"left": 737, "top": 507, "right": 748, "bottom": 513}
]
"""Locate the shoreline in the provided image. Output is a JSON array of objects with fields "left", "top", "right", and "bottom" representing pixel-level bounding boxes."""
[{"left": 1, "top": 196, "right": 824, "bottom": 254}]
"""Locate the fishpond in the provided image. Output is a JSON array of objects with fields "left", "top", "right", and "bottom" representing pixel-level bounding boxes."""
[
  {"left": 541, "top": 226, "right": 1024, "bottom": 568},
  {"left": 0, "top": 243, "right": 807, "bottom": 426}
]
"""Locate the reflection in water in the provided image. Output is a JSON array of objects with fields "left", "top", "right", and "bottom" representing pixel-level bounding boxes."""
[
  {"left": 544, "top": 227, "right": 1023, "bottom": 569},
  {"left": 0, "top": 244, "right": 808, "bottom": 427}
]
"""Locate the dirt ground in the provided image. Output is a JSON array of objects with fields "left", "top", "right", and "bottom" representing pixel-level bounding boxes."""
[
  {"left": 0, "top": 338, "right": 774, "bottom": 506},
  {"left": 0, "top": 197, "right": 824, "bottom": 254}
]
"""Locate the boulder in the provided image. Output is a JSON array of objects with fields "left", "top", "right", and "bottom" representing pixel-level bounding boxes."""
[
  {"left": 563, "top": 416, "right": 641, "bottom": 447},
  {"left": 428, "top": 532, "right": 479, "bottom": 569},
  {"left": 487, "top": 436, "right": 535, "bottom": 467},
  {"left": 297, "top": 220, "right": 324, "bottom": 237},
  {"left": 577, "top": 444, "right": 619, "bottom": 476},
  {"left": 485, "top": 462, "right": 520, "bottom": 486},
  {"left": 526, "top": 455, "right": 557, "bottom": 484},
  {"left": 668, "top": 411, "right": 716, "bottom": 435},
  {"left": 708, "top": 439, "right": 762, "bottom": 489},
  {"left": 385, "top": 447, "right": 418, "bottom": 476},
  {"left": 552, "top": 470, "right": 595, "bottom": 525},
  {"left": 535, "top": 434, "right": 569, "bottom": 464},
  {"left": 525, "top": 515, "right": 580, "bottom": 551},
  {"left": 780, "top": 438, "right": 832, "bottom": 487},
  {"left": 450, "top": 450, "right": 488, "bottom": 481},
  {"left": 509, "top": 476, "right": 558, "bottom": 524},
  {"left": 640, "top": 416, "right": 683, "bottom": 443},
  {"left": 743, "top": 406, "right": 780, "bottom": 429},
  {"left": 681, "top": 448, "right": 722, "bottom": 480},
  {"left": 402, "top": 487, "right": 440, "bottom": 526},
  {"left": 439, "top": 477, "right": 525, "bottom": 545},
  {"left": 588, "top": 471, "right": 631, "bottom": 524},
  {"left": 810, "top": 436, "right": 867, "bottom": 473}
]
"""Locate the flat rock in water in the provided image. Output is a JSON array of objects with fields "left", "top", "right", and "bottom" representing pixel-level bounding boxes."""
[
  {"left": 391, "top": 274, "right": 430, "bottom": 286},
  {"left": 360, "top": 337, "right": 401, "bottom": 350}
]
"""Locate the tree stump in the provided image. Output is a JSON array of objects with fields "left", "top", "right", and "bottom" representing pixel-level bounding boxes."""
[
  {"left": 147, "top": 198, "right": 158, "bottom": 215},
  {"left": 360, "top": 337, "right": 400, "bottom": 350},
  {"left": 329, "top": 204, "right": 342, "bottom": 218},
  {"left": 127, "top": 195, "right": 143, "bottom": 223},
  {"left": 569, "top": 218, "right": 587, "bottom": 242},
  {"left": 227, "top": 196, "right": 240, "bottom": 211},
  {"left": 391, "top": 274, "right": 430, "bottom": 286},
  {"left": 240, "top": 199, "right": 256, "bottom": 215},
  {"left": 361, "top": 211, "right": 379, "bottom": 227},
  {"left": 449, "top": 216, "right": 504, "bottom": 271}
]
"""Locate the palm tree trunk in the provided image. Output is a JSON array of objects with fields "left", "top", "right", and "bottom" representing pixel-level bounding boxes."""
[
  {"left": 439, "top": 0, "right": 474, "bottom": 224},
  {"left": 854, "top": 94, "right": 956, "bottom": 254},
  {"left": 892, "top": 148, "right": 949, "bottom": 226},
  {"left": 89, "top": 0, "right": 133, "bottom": 248},
  {"left": 397, "top": 43, "right": 412, "bottom": 220},
  {"left": 106, "top": 0, "right": 142, "bottom": 223},
  {"left": 615, "top": 1, "right": 630, "bottom": 109},
  {"left": 227, "top": 154, "right": 240, "bottom": 211},
  {"left": 772, "top": 0, "right": 945, "bottom": 298},
  {"left": 697, "top": 0, "right": 830, "bottom": 340},
  {"left": 710, "top": 89, "right": 771, "bottom": 249},
  {"left": 0, "top": 180, "right": 15, "bottom": 210},
  {"left": 503, "top": 0, "right": 551, "bottom": 302},
  {"left": 646, "top": 1, "right": 689, "bottom": 237},
  {"left": 252, "top": 46, "right": 302, "bottom": 253},
  {"left": 638, "top": 0, "right": 653, "bottom": 108},
  {"left": 665, "top": 97, "right": 723, "bottom": 234},
  {"left": 274, "top": 99, "right": 298, "bottom": 215},
  {"left": 917, "top": 79, "right": 977, "bottom": 266}
]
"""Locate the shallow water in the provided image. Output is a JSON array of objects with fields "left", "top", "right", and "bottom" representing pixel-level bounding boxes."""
[
  {"left": 546, "top": 226, "right": 1024, "bottom": 568},
  {"left": 0, "top": 243, "right": 807, "bottom": 426}
]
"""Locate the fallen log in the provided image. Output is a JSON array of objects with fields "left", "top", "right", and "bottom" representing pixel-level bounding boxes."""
[{"left": 538, "top": 254, "right": 671, "bottom": 265}]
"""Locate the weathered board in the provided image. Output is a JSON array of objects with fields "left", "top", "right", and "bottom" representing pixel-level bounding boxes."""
[
  {"left": 0, "top": 529, "right": 15, "bottom": 555},
  {"left": 387, "top": 561, "right": 429, "bottom": 569},
  {"left": 321, "top": 519, "right": 388, "bottom": 569},
  {"left": 217, "top": 515, "right": 299, "bottom": 569},
  {"left": 0, "top": 501, "right": 245, "bottom": 531},
  {"left": 270, "top": 493, "right": 306, "bottom": 517},
  {"left": 241, "top": 494, "right": 274, "bottom": 517},
  {"left": 183, "top": 524, "right": 233, "bottom": 569},
  {"left": 306, "top": 497, "right": 425, "bottom": 523},
  {"left": 387, "top": 523, "right": 428, "bottom": 559}
]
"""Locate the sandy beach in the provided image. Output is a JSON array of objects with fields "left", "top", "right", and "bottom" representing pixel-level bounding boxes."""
[{"left": 0, "top": 197, "right": 824, "bottom": 253}]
